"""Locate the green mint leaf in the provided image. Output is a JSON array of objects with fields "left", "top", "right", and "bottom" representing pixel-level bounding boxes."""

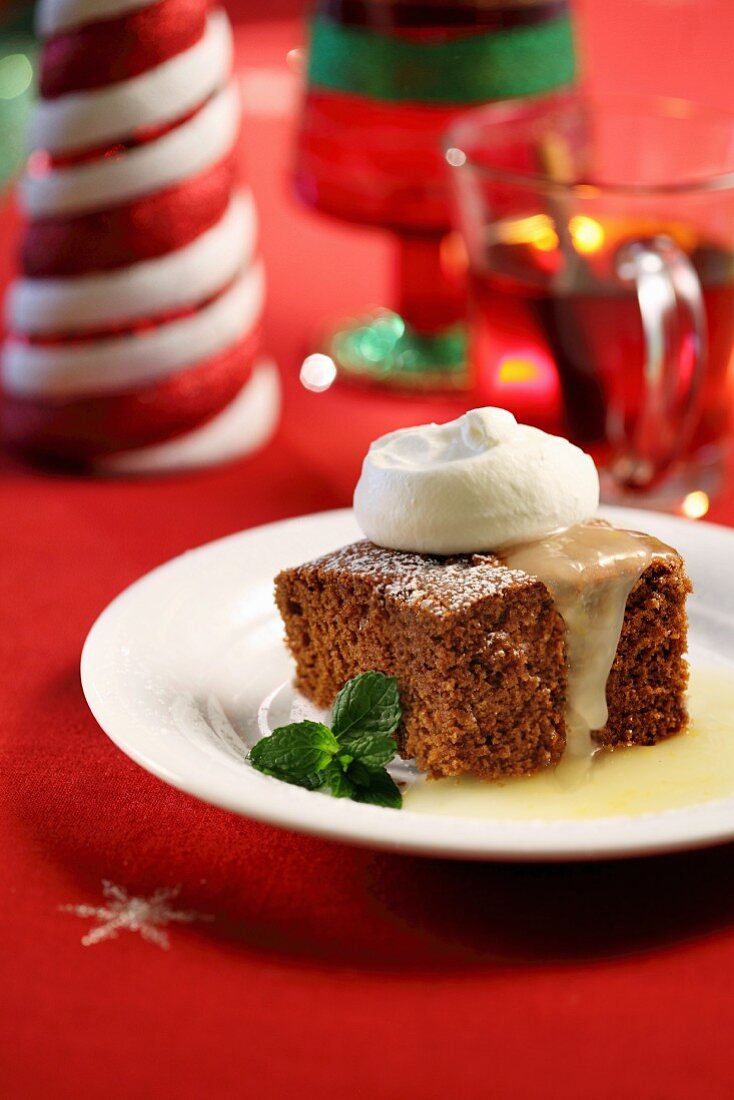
[
  {"left": 249, "top": 721, "right": 338, "bottom": 788},
  {"left": 347, "top": 732, "right": 397, "bottom": 771},
  {"left": 346, "top": 759, "right": 372, "bottom": 789},
  {"left": 354, "top": 767, "right": 403, "bottom": 810},
  {"left": 248, "top": 672, "right": 403, "bottom": 809},
  {"left": 322, "top": 760, "right": 357, "bottom": 799},
  {"left": 331, "top": 671, "right": 401, "bottom": 741}
]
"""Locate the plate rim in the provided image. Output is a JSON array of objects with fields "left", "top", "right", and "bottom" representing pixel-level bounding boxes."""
[{"left": 81, "top": 505, "right": 734, "bottom": 862}]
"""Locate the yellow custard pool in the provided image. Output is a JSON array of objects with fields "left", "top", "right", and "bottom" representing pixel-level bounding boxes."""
[{"left": 403, "top": 666, "right": 734, "bottom": 820}]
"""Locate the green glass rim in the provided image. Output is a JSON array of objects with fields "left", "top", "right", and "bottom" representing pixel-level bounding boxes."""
[{"left": 307, "top": 11, "right": 576, "bottom": 105}]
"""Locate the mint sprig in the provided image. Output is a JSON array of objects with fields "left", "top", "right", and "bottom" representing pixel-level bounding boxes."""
[
  {"left": 332, "top": 670, "right": 402, "bottom": 739},
  {"left": 248, "top": 671, "right": 402, "bottom": 809},
  {"left": 248, "top": 720, "right": 337, "bottom": 791}
]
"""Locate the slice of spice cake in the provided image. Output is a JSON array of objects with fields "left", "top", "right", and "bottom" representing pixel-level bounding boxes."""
[{"left": 275, "top": 534, "right": 690, "bottom": 781}]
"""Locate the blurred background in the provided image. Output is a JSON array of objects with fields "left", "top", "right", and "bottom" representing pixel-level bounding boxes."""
[{"left": 3, "top": 0, "right": 734, "bottom": 505}]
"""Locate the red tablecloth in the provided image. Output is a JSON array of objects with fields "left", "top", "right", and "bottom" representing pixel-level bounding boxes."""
[{"left": 4, "top": 4, "right": 734, "bottom": 1097}]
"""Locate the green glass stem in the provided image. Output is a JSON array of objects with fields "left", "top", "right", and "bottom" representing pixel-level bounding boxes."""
[{"left": 323, "top": 233, "right": 469, "bottom": 390}]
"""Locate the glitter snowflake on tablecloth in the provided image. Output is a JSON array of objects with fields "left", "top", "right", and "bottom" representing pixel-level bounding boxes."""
[{"left": 60, "top": 881, "right": 212, "bottom": 949}]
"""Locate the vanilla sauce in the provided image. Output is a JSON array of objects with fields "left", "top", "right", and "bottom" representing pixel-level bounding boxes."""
[{"left": 500, "top": 522, "right": 680, "bottom": 760}]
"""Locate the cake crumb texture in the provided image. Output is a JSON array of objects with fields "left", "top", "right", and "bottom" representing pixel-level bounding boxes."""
[
  {"left": 596, "top": 557, "right": 691, "bottom": 748},
  {"left": 276, "top": 541, "right": 567, "bottom": 779},
  {"left": 275, "top": 540, "right": 690, "bottom": 780}
]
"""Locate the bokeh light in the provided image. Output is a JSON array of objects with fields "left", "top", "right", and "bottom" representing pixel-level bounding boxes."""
[
  {"left": 497, "top": 356, "right": 541, "bottom": 385},
  {"left": 0, "top": 53, "right": 32, "bottom": 100},
  {"left": 498, "top": 214, "right": 558, "bottom": 253},
  {"left": 569, "top": 215, "right": 605, "bottom": 255},
  {"left": 681, "top": 490, "right": 710, "bottom": 519},
  {"left": 300, "top": 353, "right": 337, "bottom": 393},
  {"left": 445, "top": 147, "right": 467, "bottom": 168}
]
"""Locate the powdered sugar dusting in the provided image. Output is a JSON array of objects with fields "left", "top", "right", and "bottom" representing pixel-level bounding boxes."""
[{"left": 306, "top": 541, "right": 535, "bottom": 614}]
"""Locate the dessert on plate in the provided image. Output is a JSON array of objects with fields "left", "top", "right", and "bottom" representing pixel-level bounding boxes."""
[{"left": 275, "top": 409, "right": 690, "bottom": 781}]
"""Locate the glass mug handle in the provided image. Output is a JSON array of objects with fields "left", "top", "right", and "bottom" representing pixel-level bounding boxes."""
[{"left": 612, "top": 236, "right": 707, "bottom": 488}]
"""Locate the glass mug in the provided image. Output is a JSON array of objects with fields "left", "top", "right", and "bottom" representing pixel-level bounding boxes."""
[{"left": 447, "top": 94, "right": 734, "bottom": 508}]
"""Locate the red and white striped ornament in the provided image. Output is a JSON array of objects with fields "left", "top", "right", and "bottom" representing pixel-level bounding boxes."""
[{"left": 2, "top": 0, "right": 279, "bottom": 470}]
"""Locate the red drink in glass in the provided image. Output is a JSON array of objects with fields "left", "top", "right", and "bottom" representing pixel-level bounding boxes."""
[
  {"left": 471, "top": 263, "right": 734, "bottom": 474},
  {"left": 449, "top": 95, "right": 734, "bottom": 508}
]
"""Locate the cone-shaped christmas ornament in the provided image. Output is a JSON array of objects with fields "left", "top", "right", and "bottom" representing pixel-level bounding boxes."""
[{"left": 1, "top": 0, "right": 279, "bottom": 471}]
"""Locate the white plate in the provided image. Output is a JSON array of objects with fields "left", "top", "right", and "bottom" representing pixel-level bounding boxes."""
[{"left": 81, "top": 506, "right": 734, "bottom": 861}]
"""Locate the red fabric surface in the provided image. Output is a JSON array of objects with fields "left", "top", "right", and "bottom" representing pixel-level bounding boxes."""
[{"left": 4, "top": 4, "right": 734, "bottom": 1098}]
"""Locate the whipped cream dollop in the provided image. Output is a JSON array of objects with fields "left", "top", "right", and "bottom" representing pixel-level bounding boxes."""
[{"left": 353, "top": 407, "right": 600, "bottom": 553}]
